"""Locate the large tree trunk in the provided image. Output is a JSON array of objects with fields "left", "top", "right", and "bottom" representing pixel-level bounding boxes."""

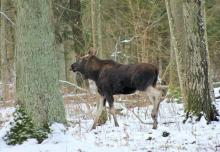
[
  {"left": 16, "top": 0, "right": 66, "bottom": 129},
  {"left": 181, "top": 0, "right": 217, "bottom": 121},
  {"left": 0, "top": 0, "right": 10, "bottom": 101},
  {"left": 165, "top": 0, "right": 218, "bottom": 121}
]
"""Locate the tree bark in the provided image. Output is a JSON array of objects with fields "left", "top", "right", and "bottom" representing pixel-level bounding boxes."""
[
  {"left": 16, "top": 0, "right": 66, "bottom": 129},
  {"left": 0, "top": 0, "right": 10, "bottom": 101}
]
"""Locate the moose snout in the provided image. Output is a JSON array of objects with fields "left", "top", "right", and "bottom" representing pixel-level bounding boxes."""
[
  {"left": 70, "top": 64, "right": 74, "bottom": 71},
  {"left": 70, "top": 63, "right": 77, "bottom": 72}
]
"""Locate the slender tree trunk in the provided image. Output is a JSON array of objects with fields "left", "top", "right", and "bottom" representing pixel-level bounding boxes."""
[
  {"left": 16, "top": 0, "right": 66, "bottom": 129},
  {"left": 91, "top": 0, "right": 96, "bottom": 48},
  {"left": 165, "top": 0, "right": 218, "bottom": 121},
  {"left": 165, "top": 5, "right": 178, "bottom": 88},
  {"left": 64, "top": 0, "right": 76, "bottom": 84},
  {"left": 97, "top": 0, "right": 103, "bottom": 57},
  {"left": 70, "top": 0, "right": 89, "bottom": 88},
  {"left": 0, "top": 0, "right": 10, "bottom": 101},
  {"left": 53, "top": 1, "right": 66, "bottom": 81},
  {"left": 91, "top": 0, "right": 107, "bottom": 125},
  {"left": 165, "top": 0, "right": 185, "bottom": 94},
  {"left": 169, "top": 39, "right": 178, "bottom": 88}
]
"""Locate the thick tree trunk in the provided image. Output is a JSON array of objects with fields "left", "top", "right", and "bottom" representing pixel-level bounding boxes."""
[
  {"left": 165, "top": 0, "right": 218, "bottom": 121},
  {"left": 16, "top": 0, "right": 66, "bottom": 129},
  {"left": 0, "top": 0, "right": 10, "bottom": 101},
  {"left": 182, "top": 0, "right": 217, "bottom": 121}
]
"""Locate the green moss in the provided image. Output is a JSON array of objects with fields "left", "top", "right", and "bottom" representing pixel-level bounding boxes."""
[
  {"left": 168, "top": 87, "right": 182, "bottom": 103},
  {"left": 3, "top": 105, "right": 50, "bottom": 145}
]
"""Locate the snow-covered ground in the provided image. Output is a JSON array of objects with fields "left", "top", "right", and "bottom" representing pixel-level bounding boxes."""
[{"left": 0, "top": 88, "right": 220, "bottom": 152}]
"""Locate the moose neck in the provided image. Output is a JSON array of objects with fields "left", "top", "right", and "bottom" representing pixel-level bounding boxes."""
[{"left": 85, "top": 56, "right": 103, "bottom": 82}]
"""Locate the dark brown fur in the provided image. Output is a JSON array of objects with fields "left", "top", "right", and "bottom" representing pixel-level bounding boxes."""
[{"left": 71, "top": 50, "right": 160, "bottom": 129}]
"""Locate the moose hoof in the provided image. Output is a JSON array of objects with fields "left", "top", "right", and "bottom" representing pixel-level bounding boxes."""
[
  {"left": 152, "top": 122, "right": 158, "bottom": 129},
  {"left": 91, "top": 124, "right": 96, "bottom": 130},
  {"left": 152, "top": 126, "right": 157, "bottom": 129},
  {"left": 115, "top": 123, "right": 119, "bottom": 127}
]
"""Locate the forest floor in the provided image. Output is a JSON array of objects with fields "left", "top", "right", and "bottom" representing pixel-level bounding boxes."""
[{"left": 0, "top": 87, "right": 220, "bottom": 152}]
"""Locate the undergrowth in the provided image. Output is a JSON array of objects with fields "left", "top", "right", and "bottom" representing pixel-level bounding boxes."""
[
  {"left": 167, "top": 87, "right": 182, "bottom": 103},
  {"left": 3, "top": 105, "right": 50, "bottom": 145}
]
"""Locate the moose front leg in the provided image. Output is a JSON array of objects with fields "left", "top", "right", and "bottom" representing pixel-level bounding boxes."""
[
  {"left": 92, "top": 97, "right": 106, "bottom": 129},
  {"left": 151, "top": 99, "right": 161, "bottom": 129}
]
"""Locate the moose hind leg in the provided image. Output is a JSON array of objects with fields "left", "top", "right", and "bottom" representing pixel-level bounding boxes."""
[
  {"left": 146, "top": 86, "right": 161, "bottom": 129},
  {"left": 91, "top": 97, "right": 105, "bottom": 129}
]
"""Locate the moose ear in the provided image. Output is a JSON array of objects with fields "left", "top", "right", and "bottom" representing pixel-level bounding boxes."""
[
  {"left": 88, "top": 47, "right": 97, "bottom": 56},
  {"left": 75, "top": 55, "right": 80, "bottom": 61}
]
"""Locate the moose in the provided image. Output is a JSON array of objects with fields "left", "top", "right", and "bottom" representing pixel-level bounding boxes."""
[{"left": 71, "top": 49, "right": 162, "bottom": 129}]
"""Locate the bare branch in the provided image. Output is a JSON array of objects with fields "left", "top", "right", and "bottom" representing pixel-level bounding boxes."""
[
  {"left": 120, "top": 36, "right": 139, "bottom": 43},
  {"left": 54, "top": 3, "right": 81, "bottom": 14},
  {"left": 122, "top": 103, "right": 175, "bottom": 125},
  {"left": 59, "top": 80, "right": 89, "bottom": 93},
  {"left": 0, "top": 11, "right": 15, "bottom": 26}
]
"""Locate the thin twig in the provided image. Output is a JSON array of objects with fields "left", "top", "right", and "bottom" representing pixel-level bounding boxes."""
[
  {"left": 145, "top": 11, "right": 166, "bottom": 30},
  {"left": 122, "top": 103, "right": 175, "bottom": 125},
  {"left": 129, "top": 108, "right": 153, "bottom": 125},
  {"left": 54, "top": 3, "right": 81, "bottom": 14},
  {"left": 59, "top": 80, "right": 89, "bottom": 93},
  {"left": 0, "top": 11, "right": 15, "bottom": 26}
]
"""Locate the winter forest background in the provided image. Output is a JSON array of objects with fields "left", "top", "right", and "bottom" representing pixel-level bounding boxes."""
[{"left": 0, "top": 0, "right": 220, "bottom": 151}]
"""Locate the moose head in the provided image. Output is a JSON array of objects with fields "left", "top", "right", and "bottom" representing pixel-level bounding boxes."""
[{"left": 71, "top": 48, "right": 97, "bottom": 77}]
